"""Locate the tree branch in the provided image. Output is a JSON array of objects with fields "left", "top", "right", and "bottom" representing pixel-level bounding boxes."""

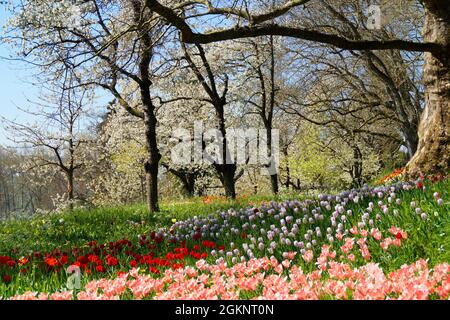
[{"left": 146, "top": 0, "right": 441, "bottom": 54}]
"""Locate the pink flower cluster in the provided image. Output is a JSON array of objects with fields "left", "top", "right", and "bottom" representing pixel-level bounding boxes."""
[{"left": 10, "top": 256, "right": 450, "bottom": 300}]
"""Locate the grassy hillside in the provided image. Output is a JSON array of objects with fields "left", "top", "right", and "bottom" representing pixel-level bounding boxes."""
[{"left": 0, "top": 177, "right": 449, "bottom": 299}]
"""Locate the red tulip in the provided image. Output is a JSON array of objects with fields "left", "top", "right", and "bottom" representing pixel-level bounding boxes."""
[{"left": 45, "top": 257, "right": 59, "bottom": 267}]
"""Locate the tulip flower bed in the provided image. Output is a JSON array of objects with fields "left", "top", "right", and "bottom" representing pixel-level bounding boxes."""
[
  {"left": 9, "top": 257, "right": 450, "bottom": 300},
  {"left": 0, "top": 175, "right": 449, "bottom": 300}
]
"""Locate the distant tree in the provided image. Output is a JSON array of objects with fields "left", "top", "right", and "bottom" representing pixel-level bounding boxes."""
[
  {"left": 3, "top": 76, "right": 92, "bottom": 209},
  {"left": 0, "top": 147, "right": 47, "bottom": 217}
]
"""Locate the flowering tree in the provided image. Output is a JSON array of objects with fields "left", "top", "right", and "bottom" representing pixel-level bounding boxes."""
[
  {"left": 87, "top": 99, "right": 213, "bottom": 202},
  {"left": 82, "top": 105, "right": 147, "bottom": 206},
  {"left": 5, "top": 0, "right": 179, "bottom": 212}
]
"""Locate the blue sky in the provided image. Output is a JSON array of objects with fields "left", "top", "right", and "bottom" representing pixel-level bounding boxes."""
[
  {"left": 0, "top": 5, "right": 40, "bottom": 145},
  {"left": 0, "top": 4, "right": 111, "bottom": 146}
]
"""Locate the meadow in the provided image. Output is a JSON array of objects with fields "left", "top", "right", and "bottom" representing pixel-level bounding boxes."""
[{"left": 0, "top": 174, "right": 448, "bottom": 300}]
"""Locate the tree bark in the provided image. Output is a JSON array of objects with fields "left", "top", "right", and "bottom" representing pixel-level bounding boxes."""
[
  {"left": 222, "top": 166, "right": 237, "bottom": 198},
  {"left": 407, "top": 2, "right": 450, "bottom": 175},
  {"left": 268, "top": 35, "right": 279, "bottom": 194},
  {"left": 217, "top": 101, "right": 238, "bottom": 199},
  {"left": 143, "top": 101, "right": 161, "bottom": 213},
  {"left": 182, "top": 173, "right": 196, "bottom": 197},
  {"left": 265, "top": 126, "right": 278, "bottom": 194},
  {"left": 133, "top": 0, "right": 161, "bottom": 213},
  {"left": 65, "top": 169, "right": 74, "bottom": 211},
  {"left": 67, "top": 171, "right": 74, "bottom": 201},
  {"left": 351, "top": 145, "right": 363, "bottom": 188}
]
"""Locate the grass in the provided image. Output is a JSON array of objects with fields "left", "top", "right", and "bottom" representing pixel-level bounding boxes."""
[{"left": 0, "top": 193, "right": 308, "bottom": 256}]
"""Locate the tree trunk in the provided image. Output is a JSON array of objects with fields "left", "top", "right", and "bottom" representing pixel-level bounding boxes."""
[
  {"left": 351, "top": 146, "right": 363, "bottom": 188},
  {"left": 143, "top": 102, "right": 161, "bottom": 213},
  {"left": 139, "top": 78, "right": 160, "bottom": 213},
  {"left": 182, "top": 173, "right": 196, "bottom": 197},
  {"left": 264, "top": 120, "right": 278, "bottom": 194},
  {"left": 222, "top": 166, "right": 237, "bottom": 198},
  {"left": 268, "top": 35, "right": 279, "bottom": 195},
  {"left": 144, "top": 161, "right": 159, "bottom": 213},
  {"left": 169, "top": 168, "right": 196, "bottom": 197},
  {"left": 66, "top": 169, "right": 74, "bottom": 210},
  {"left": 402, "top": 125, "right": 419, "bottom": 160},
  {"left": 182, "top": 181, "right": 195, "bottom": 197},
  {"left": 407, "top": 2, "right": 450, "bottom": 175},
  {"left": 282, "top": 147, "right": 292, "bottom": 189},
  {"left": 216, "top": 101, "right": 237, "bottom": 199},
  {"left": 67, "top": 171, "right": 74, "bottom": 201},
  {"left": 131, "top": 0, "right": 161, "bottom": 213},
  {"left": 270, "top": 174, "right": 279, "bottom": 194}
]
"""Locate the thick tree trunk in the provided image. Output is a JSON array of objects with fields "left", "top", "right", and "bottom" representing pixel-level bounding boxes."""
[
  {"left": 222, "top": 166, "right": 237, "bottom": 198},
  {"left": 184, "top": 173, "right": 196, "bottom": 197},
  {"left": 217, "top": 101, "right": 237, "bottom": 199},
  {"left": 143, "top": 101, "right": 161, "bottom": 213},
  {"left": 270, "top": 174, "right": 279, "bottom": 194},
  {"left": 217, "top": 123, "right": 237, "bottom": 199},
  {"left": 407, "top": 2, "right": 450, "bottom": 175},
  {"left": 144, "top": 162, "right": 159, "bottom": 213},
  {"left": 132, "top": 0, "right": 160, "bottom": 213}
]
